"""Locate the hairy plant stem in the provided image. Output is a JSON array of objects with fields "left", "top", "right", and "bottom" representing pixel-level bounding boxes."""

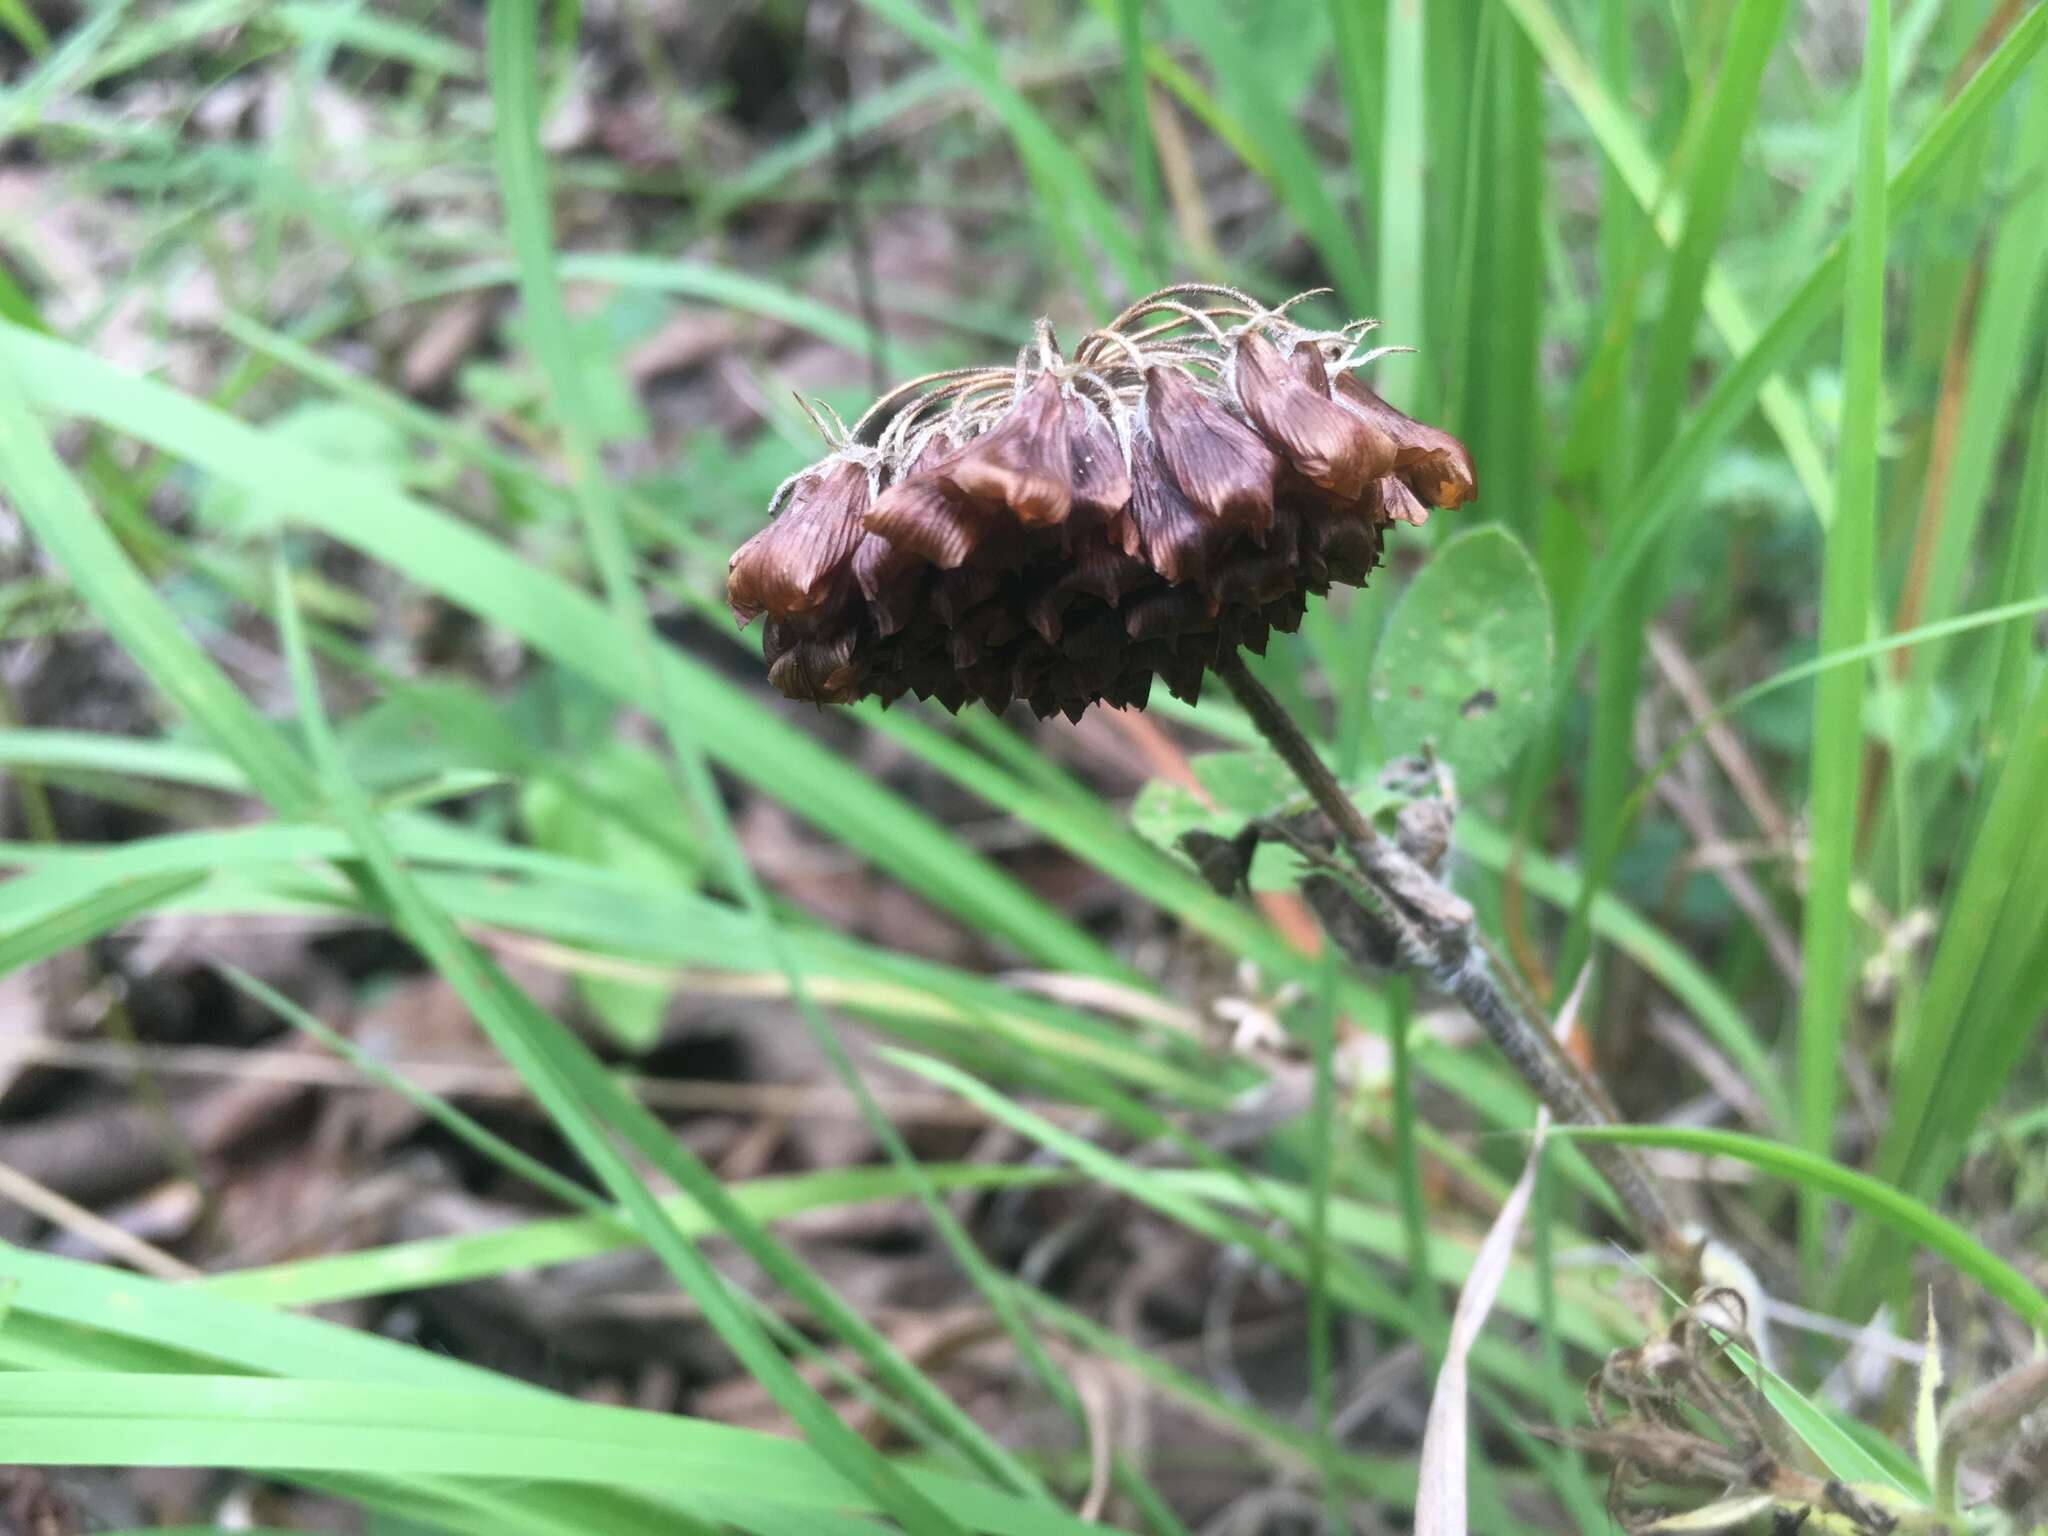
[{"left": 1216, "top": 651, "right": 1692, "bottom": 1277}]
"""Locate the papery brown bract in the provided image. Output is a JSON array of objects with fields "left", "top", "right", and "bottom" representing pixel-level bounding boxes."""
[
  {"left": 943, "top": 372, "right": 1074, "bottom": 526},
  {"left": 1144, "top": 365, "right": 1280, "bottom": 536},
  {"left": 1234, "top": 331, "right": 1392, "bottom": 501},
  {"left": 863, "top": 472, "right": 985, "bottom": 569},
  {"left": 1332, "top": 372, "right": 1478, "bottom": 510},
  {"left": 726, "top": 457, "right": 871, "bottom": 626},
  {"left": 1066, "top": 393, "right": 1133, "bottom": 530},
  {"left": 1126, "top": 429, "right": 1235, "bottom": 587}
]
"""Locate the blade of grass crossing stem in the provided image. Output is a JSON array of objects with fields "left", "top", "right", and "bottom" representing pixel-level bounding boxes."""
[
  {"left": 883, "top": 1049, "right": 1611, "bottom": 1407},
  {"left": 1797, "top": 0, "right": 1886, "bottom": 1285},
  {"left": 0, "top": 354, "right": 315, "bottom": 815},
  {"left": 1558, "top": 7, "right": 2048, "bottom": 671},
  {"left": 1585, "top": 0, "right": 1791, "bottom": 930},
  {"left": 268, "top": 556, "right": 971, "bottom": 1536},
  {"left": 1566, "top": 1127, "right": 2048, "bottom": 1334},
  {"left": 486, "top": 13, "right": 1085, "bottom": 1513}
]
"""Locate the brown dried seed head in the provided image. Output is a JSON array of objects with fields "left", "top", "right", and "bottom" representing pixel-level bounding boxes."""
[{"left": 731, "top": 286, "right": 1474, "bottom": 719}]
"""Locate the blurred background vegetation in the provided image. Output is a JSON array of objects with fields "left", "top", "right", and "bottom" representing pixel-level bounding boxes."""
[{"left": 1, "top": 0, "right": 2046, "bottom": 1532}]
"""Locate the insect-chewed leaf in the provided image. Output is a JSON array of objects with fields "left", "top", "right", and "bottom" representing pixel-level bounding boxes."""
[{"left": 1368, "top": 525, "right": 1553, "bottom": 789}]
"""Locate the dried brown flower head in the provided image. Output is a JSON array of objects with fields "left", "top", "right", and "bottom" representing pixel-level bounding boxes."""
[{"left": 727, "top": 284, "right": 1476, "bottom": 721}]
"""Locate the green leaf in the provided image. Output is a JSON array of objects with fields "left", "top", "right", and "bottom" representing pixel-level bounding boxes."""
[
  {"left": 1368, "top": 526, "right": 1553, "bottom": 788},
  {"left": 1128, "top": 749, "right": 1301, "bottom": 884},
  {"left": 1129, "top": 748, "right": 1406, "bottom": 891}
]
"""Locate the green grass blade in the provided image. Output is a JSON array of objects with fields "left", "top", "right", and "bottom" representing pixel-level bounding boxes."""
[
  {"left": 0, "top": 321, "right": 1119, "bottom": 977},
  {"left": 0, "top": 349, "right": 315, "bottom": 814},
  {"left": 269, "top": 548, "right": 973, "bottom": 1536},
  {"left": 1795, "top": 0, "right": 1885, "bottom": 1281},
  {"left": 0, "top": 1375, "right": 1099, "bottom": 1536},
  {"left": 1565, "top": 1126, "right": 2048, "bottom": 1334},
  {"left": 1378, "top": 0, "right": 1427, "bottom": 407},
  {"left": 1558, "top": 5, "right": 2048, "bottom": 669},
  {"left": 1160, "top": 0, "right": 1372, "bottom": 306}
]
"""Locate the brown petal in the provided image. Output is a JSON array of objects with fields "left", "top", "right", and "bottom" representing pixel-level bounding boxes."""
[
  {"left": 727, "top": 458, "right": 869, "bottom": 625},
  {"left": 1144, "top": 365, "right": 1279, "bottom": 535},
  {"left": 1058, "top": 532, "right": 1153, "bottom": 607},
  {"left": 1332, "top": 374, "right": 1478, "bottom": 509},
  {"left": 1024, "top": 584, "right": 1074, "bottom": 646},
  {"left": 1308, "top": 498, "right": 1385, "bottom": 586},
  {"left": 1127, "top": 429, "right": 1237, "bottom": 586},
  {"left": 1066, "top": 395, "right": 1132, "bottom": 527},
  {"left": 851, "top": 532, "right": 923, "bottom": 636},
  {"left": 1207, "top": 546, "right": 1300, "bottom": 610},
  {"left": 930, "top": 564, "right": 1002, "bottom": 626},
  {"left": 941, "top": 373, "right": 1073, "bottom": 526},
  {"left": 864, "top": 473, "right": 985, "bottom": 568},
  {"left": 1155, "top": 646, "right": 1210, "bottom": 705},
  {"left": 1105, "top": 670, "right": 1153, "bottom": 711},
  {"left": 1234, "top": 331, "right": 1390, "bottom": 499},
  {"left": 763, "top": 616, "right": 866, "bottom": 704},
  {"left": 1123, "top": 585, "right": 1216, "bottom": 643},
  {"left": 1381, "top": 475, "right": 1430, "bottom": 527}
]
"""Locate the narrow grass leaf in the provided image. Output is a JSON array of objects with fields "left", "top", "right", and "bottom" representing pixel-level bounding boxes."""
[
  {"left": 1564, "top": 1127, "right": 2048, "bottom": 1333},
  {"left": 1796, "top": 0, "right": 1886, "bottom": 1278}
]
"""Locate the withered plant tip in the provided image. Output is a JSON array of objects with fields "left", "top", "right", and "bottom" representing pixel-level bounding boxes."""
[{"left": 728, "top": 284, "right": 1476, "bottom": 721}]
